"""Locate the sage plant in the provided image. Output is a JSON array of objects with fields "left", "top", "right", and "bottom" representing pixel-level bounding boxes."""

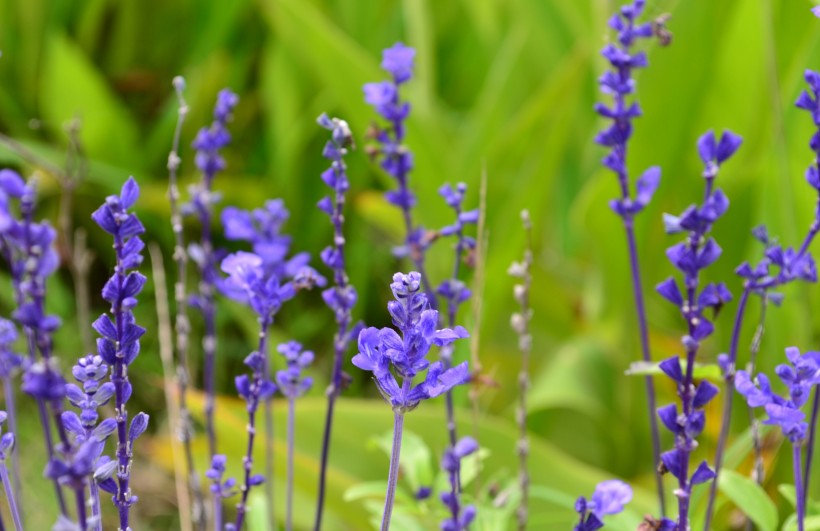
[
  {"left": 60, "top": 354, "right": 118, "bottom": 530},
  {"left": 0, "top": 171, "right": 69, "bottom": 515},
  {"left": 0, "top": 412, "right": 21, "bottom": 531},
  {"left": 91, "top": 176, "right": 150, "bottom": 529},
  {"left": 364, "top": 44, "right": 436, "bottom": 303},
  {"left": 220, "top": 249, "right": 321, "bottom": 529},
  {"left": 440, "top": 436, "right": 478, "bottom": 531},
  {"left": 655, "top": 130, "right": 741, "bottom": 529},
  {"left": 166, "top": 75, "right": 206, "bottom": 528},
  {"left": 705, "top": 69, "right": 820, "bottom": 527},
  {"left": 595, "top": 0, "right": 665, "bottom": 508},
  {"left": 187, "top": 88, "right": 239, "bottom": 461},
  {"left": 314, "top": 113, "right": 358, "bottom": 530},
  {"left": 735, "top": 347, "right": 820, "bottom": 531},
  {"left": 352, "top": 272, "right": 469, "bottom": 531},
  {"left": 437, "top": 182, "right": 478, "bottom": 449},
  {"left": 509, "top": 209, "right": 532, "bottom": 531},
  {"left": 573, "top": 480, "right": 634, "bottom": 531},
  {"left": 0, "top": 320, "right": 21, "bottom": 509},
  {"left": 275, "top": 341, "right": 313, "bottom": 531}
]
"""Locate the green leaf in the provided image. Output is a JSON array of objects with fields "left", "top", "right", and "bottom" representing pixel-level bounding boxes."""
[
  {"left": 39, "top": 33, "right": 141, "bottom": 168},
  {"left": 718, "top": 470, "right": 778, "bottom": 531}
]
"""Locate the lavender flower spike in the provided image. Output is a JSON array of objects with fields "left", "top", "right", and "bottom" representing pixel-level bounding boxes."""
[
  {"left": 0, "top": 319, "right": 22, "bottom": 511},
  {"left": 0, "top": 412, "right": 22, "bottom": 530},
  {"left": 314, "top": 113, "right": 359, "bottom": 531},
  {"left": 166, "top": 75, "right": 206, "bottom": 529},
  {"left": 91, "top": 176, "right": 149, "bottom": 529},
  {"left": 186, "top": 88, "right": 239, "bottom": 463},
  {"left": 736, "top": 347, "right": 820, "bottom": 531},
  {"left": 276, "top": 341, "right": 313, "bottom": 531},
  {"left": 573, "top": 480, "right": 636, "bottom": 531},
  {"left": 61, "top": 354, "right": 117, "bottom": 531},
  {"left": 656, "top": 130, "right": 740, "bottom": 530},
  {"left": 706, "top": 70, "right": 820, "bottom": 528},
  {"left": 437, "top": 182, "right": 478, "bottom": 451},
  {"left": 364, "top": 43, "right": 437, "bottom": 306},
  {"left": 352, "top": 272, "right": 470, "bottom": 531},
  {"left": 509, "top": 210, "right": 533, "bottom": 531},
  {"left": 595, "top": 1, "right": 666, "bottom": 511},
  {"left": 220, "top": 249, "right": 320, "bottom": 530},
  {"left": 441, "top": 436, "right": 478, "bottom": 531}
]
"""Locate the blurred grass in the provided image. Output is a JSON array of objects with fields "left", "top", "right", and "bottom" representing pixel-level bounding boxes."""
[{"left": 0, "top": 0, "right": 818, "bottom": 528}]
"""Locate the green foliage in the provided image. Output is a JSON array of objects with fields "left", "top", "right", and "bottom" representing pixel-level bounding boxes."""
[{"left": 0, "top": 0, "right": 818, "bottom": 528}]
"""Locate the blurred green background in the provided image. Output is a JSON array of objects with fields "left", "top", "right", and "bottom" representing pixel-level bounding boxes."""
[{"left": 1, "top": 0, "right": 820, "bottom": 529}]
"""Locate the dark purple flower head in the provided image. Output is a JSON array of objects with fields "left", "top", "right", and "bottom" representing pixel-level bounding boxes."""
[
  {"left": 22, "top": 358, "right": 66, "bottom": 403},
  {"left": 697, "top": 130, "right": 743, "bottom": 179},
  {"left": 191, "top": 88, "right": 239, "bottom": 178},
  {"left": 381, "top": 42, "right": 415, "bottom": 84},
  {"left": 0, "top": 411, "right": 14, "bottom": 461},
  {"left": 737, "top": 347, "right": 820, "bottom": 443},
  {"left": 352, "top": 272, "right": 469, "bottom": 411},
  {"left": 574, "top": 479, "right": 632, "bottom": 531},
  {"left": 275, "top": 341, "right": 313, "bottom": 399},
  {"left": 440, "top": 436, "right": 479, "bottom": 530},
  {"left": 0, "top": 318, "right": 22, "bottom": 379},
  {"left": 206, "top": 454, "right": 237, "bottom": 499}
]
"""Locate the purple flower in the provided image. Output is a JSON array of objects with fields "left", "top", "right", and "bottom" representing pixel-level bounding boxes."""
[
  {"left": 440, "top": 436, "right": 479, "bottom": 531},
  {"left": 737, "top": 347, "right": 820, "bottom": 443},
  {"left": 0, "top": 319, "right": 21, "bottom": 380},
  {"left": 91, "top": 177, "right": 148, "bottom": 526},
  {"left": 381, "top": 42, "right": 415, "bottom": 84},
  {"left": 352, "top": 272, "right": 469, "bottom": 412},
  {"left": 574, "top": 479, "right": 633, "bottom": 531},
  {"left": 275, "top": 341, "right": 313, "bottom": 399}
]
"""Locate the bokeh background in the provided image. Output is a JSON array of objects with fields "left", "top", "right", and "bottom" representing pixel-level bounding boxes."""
[{"left": 0, "top": 0, "right": 819, "bottom": 529}]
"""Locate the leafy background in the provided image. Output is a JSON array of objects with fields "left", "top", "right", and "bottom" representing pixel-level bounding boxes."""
[{"left": 0, "top": 0, "right": 819, "bottom": 529}]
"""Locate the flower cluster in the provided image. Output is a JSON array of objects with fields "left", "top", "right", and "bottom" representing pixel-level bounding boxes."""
[
  {"left": 190, "top": 88, "right": 239, "bottom": 183},
  {"left": 440, "top": 436, "right": 478, "bottom": 531},
  {"left": 221, "top": 199, "right": 321, "bottom": 286},
  {"left": 91, "top": 177, "right": 149, "bottom": 527},
  {"left": 736, "top": 347, "right": 820, "bottom": 443},
  {"left": 594, "top": 0, "right": 661, "bottom": 218},
  {"left": 276, "top": 341, "right": 313, "bottom": 400},
  {"left": 0, "top": 319, "right": 22, "bottom": 386},
  {"left": 352, "top": 272, "right": 470, "bottom": 412},
  {"left": 436, "top": 183, "right": 478, "bottom": 323},
  {"left": 364, "top": 43, "right": 431, "bottom": 265},
  {"left": 655, "top": 130, "right": 740, "bottom": 528},
  {"left": 573, "top": 480, "right": 634, "bottom": 531}
]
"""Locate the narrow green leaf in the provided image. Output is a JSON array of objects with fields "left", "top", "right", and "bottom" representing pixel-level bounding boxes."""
[{"left": 718, "top": 469, "right": 778, "bottom": 531}]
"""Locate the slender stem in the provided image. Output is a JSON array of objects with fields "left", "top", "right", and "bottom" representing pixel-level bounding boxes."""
[
  {"left": 265, "top": 395, "right": 275, "bottom": 530},
  {"left": 2, "top": 379, "right": 20, "bottom": 518},
  {"left": 622, "top": 218, "right": 665, "bottom": 515},
  {"left": 795, "top": 443, "right": 806, "bottom": 531},
  {"left": 167, "top": 78, "right": 206, "bottom": 531},
  {"left": 287, "top": 398, "right": 295, "bottom": 531},
  {"left": 704, "top": 287, "right": 750, "bottom": 530},
  {"left": 90, "top": 480, "right": 102, "bottom": 531},
  {"left": 75, "top": 485, "right": 88, "bottom": 531},
  {"left": 0, "top": 462, "right": 22, "bottom": 531},
  {"left": 234, "top": 319, "right": 272, "bottom": 530},
  {"left": 804, "top": 388, "right": 820, "bottom": 513},
  {"left": 381, "top": 411, "right": 406, "bottom": 531}
]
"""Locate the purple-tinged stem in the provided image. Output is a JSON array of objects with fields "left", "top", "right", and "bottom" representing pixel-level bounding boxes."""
[
  {"left": 707, "top": 216, "right": 820, "bottom": 529},
  {"left": 703, "top": 284, "right": 750, "bottom": 531},
  {"left": 90, "top": 477, "right": 101, "bottom": 531},
  {"left": 286, "top": 398, "right": 295, "bottom": 531},
  {"left": 75, "top": 485, "right": 88, "bottom": 531},
  {"left": 623, "top": 217, "right": 665, "bottom": 514},
  {"left": 1, "top": 380, "right": 20, "bottom": 517},
  {"left": 234, "top": 318, "right": 272, "bottom": 531},
  {"left": 795, "top": 443, "right": 806, "bottom": 531},
  {"left": 381, "top": 410, "right": 406, "bottom": 531},
  {"left": 804, "top": 389, "right": 820, "bottom": 514},
  {"left": 167, "top": 76, "right": 206, "bottom": 531},
  {"left": 0, "top": 461, "right": 22, "bottom": 531}
]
